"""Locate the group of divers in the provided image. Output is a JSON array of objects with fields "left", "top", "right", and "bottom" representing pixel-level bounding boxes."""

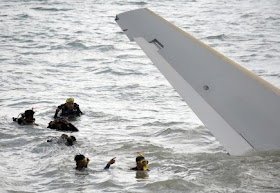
[{"left": 12, "top": 98, "right": 149, "bottom": 171}]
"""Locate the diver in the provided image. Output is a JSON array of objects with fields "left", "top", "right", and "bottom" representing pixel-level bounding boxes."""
[
  {"left": 12, "top": 109, "right": 38, "bottom": 126},
  {"left": 47, "top": 117, "right": 79, "bottom": 132},
  {"left": 54, "top": 98, "right": 82, "bottom": 119},
  {"left": 47, "top": 134, "right": 76, "bottom": 146},
  {"left": 130, "top": 152, "right": 149, "bottom": 171},
  {"left": 74, "top": 154, "right": 116, "bottom": 170}
]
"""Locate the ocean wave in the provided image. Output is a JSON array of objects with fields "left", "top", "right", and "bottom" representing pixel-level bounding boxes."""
[
  {"left": 13, "top": 14, "right": 31, "bottom": 20},
  {"left": 113, "top": 1, "right": 148, "bottom": 6},
  {"left": 142, "top": 178, "right": 200, "bottom": 192},
  {"left": 204, "top": 34, "right": 227, "bottom": 40},
  {"left": 142, "top": 121, "right": 185, "bottom": 128},
  {"left": 66, "top": 41, "right": 88, "bottom": 49},
  {"left": 32, "top": 7, "right": 72, "bottom": 12},
  {"left": 93, "top": 66, "right": 146, "bottom": 76}
]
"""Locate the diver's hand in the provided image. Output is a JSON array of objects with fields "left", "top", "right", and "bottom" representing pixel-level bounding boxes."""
[
  {"left": 54, "top": 108, "right": 60, "bottom": 118},
  {"left": 108, "top": 157, "right": 116, "bottom": 165}
]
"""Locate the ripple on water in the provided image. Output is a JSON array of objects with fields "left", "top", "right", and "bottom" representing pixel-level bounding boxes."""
[{"left": 31, "top": 7, "right": 73, "bottom": 12}]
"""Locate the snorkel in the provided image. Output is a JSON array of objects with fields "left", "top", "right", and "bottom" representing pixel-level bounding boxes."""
[{"left": 137, "top": 152, "right": 149, "bottom": 171}]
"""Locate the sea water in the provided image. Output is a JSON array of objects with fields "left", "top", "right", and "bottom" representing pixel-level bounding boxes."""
[{"left": 0, "top": 0, "right": 280, "bottom": 192}]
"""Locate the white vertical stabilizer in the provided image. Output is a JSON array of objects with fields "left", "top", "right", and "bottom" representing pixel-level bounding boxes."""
[{"left": 115, "top": 8, "right": 280, "bottom": 155}]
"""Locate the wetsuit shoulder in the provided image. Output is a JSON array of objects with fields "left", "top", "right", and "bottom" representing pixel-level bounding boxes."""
[
  {"left": 74, "top": 103, "right": 83, "bottom": 114},
  {"left": 57, "top": 104, "right": 66, "bottom": 109}
]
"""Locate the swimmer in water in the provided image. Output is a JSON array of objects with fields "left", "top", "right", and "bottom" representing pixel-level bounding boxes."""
[
  {"left": 54, "top": 98, "right": 83, "bottom": 119},
  {"left": 13, "top": 109, "right": 38, "bottom": 126},
  {"left": 74, "top": 154, "right": 116, "bottom": 170},
  {"left": 47, "top": 117, "right": 79, "bottom": 132},
  {"left": 47, "top": 134, "right": 76, "bottom": 146},
  {"left": 130, "top": 152, "right": 149, "bottom": 171}
]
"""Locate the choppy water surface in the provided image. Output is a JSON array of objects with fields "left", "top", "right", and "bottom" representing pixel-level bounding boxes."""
[{"left": 1, "top": 0, "right": 280, "bottom": 192}]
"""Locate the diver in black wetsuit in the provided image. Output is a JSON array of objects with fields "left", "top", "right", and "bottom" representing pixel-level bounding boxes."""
[
  {"left": 74, "top": 154, "right": 116, "bottom": 170},
  {"left": 47, "top": 117, "right": 79, "bottom": 132},
  {"left": 47, "top": 134, "right": 76, "bottom": 146},
  {"left": 54, "top": 98, "right": 82, "bottom": 119},
  {"left": 13, "top": 109, "right": 38, "bottom": 126}
]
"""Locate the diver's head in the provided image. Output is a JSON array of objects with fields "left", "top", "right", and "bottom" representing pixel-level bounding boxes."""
[
  {"left": 65, "top": 98, "right": 74, "bottom": 110},
  {"left": 136, "top": 156, "right": 145, "bottom": 162},
  {"left": 136, "top": 156, "right": 149, "bottom": 171},
  {"left": 61, "top": 134, "right": 68, "bottom": 139},
  {"left": 74, "top": 154, "right": 89, "bottom": 169},
  {"left": 66, "top": 136, "right": 76, "bottom": 146},
  {"left": 23, "top": 109, "right": 35, "bottom": 123}
]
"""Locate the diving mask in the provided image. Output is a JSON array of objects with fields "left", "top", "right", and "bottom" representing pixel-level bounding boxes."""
[
  {"left": 139, "top": 159, "right": 149, "bottom": 171},
  {"left": 82, "top": 157, "right": 90, "bottom": 165},
  {"left": 139, "top": 160, "right": 149, "bottom": 165}
]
